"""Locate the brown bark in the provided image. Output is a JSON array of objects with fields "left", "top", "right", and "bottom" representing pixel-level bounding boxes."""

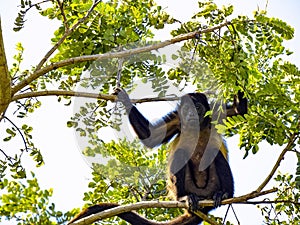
[{"left": 0, "top": 18, "right": 11, "bottom": 116}]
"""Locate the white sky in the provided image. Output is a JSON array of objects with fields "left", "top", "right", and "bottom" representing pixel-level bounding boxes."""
[{"left": 0, "top": 0, "right": 300, "bottom": 224}]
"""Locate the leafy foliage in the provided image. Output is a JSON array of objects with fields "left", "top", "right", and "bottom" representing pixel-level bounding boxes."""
[
  {"left": 13, "top": 0, "right": 43, "bottom": 32},
  {"left": 82, "top": 139, "right": 183, "bottom": 223},
  {"left": 4, "top": 0, "right": 174, "bottom": 178},
  {"left": 0, "top": 0, "right": 299, "bottom": 224},
  {"left": 170, "top": 3, "right": 299, "bottom": 156},
  {"left": 38, "top": 0, "right": 174, "bottom": 93},
  {"left": 0, "top": 173, "right": 78, "bottom": 224},
  {"left": 259, "top": 173, "right": 300, "bottom": 225},
  {"left": 1, "top": 116, "right": 43, "bottom": 179}
]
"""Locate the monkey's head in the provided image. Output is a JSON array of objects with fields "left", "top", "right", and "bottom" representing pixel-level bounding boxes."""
[{"left": 178, "top": 93, "right": 210, "bottom": 130}]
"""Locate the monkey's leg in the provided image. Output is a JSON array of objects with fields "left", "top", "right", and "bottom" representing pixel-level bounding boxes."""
[
  {"left": 213, "top": 151, "right": 234, "bottom": 207},
  {"left": 169, "top": 148, "right": 189, "bottom": 198}
]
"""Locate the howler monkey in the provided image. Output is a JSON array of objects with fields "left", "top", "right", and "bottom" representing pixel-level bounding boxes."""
[{"left": 69, "top": 89, "right": 247, "bottom": 225}]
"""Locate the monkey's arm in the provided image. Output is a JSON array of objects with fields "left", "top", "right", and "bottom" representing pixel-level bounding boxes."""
[
  {"left": 214, "top": 151, "right": 234, "bottom": 198},
  {"left": 115, "top": 88, "right": 180, "bottom": 148}
]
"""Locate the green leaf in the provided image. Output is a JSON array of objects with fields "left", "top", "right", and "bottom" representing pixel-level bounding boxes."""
[
  {"left": 6, "top": 128, "right": 16, "bottom": 137},
  {"left": 3, "top": 137, "right": 12, "bottom": 142}
]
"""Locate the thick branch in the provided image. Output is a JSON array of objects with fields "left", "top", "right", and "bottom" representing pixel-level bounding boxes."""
[
  {"left": 11, "top": 20, "right": 231, "bottom": 95},
  {"left": 69, "top": 188, "right": 277, "bottom": 225},
  {"left": 0, "top": 18, "right": 11, "bottom": 116},
  {"left": 256, "top": 120, "right": 300, "bottom": 192}
]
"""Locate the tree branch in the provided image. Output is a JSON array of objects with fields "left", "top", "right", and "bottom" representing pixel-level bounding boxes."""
[
  {"left": 11, "top": 20, "right": 232, "bottom": 95},
  {"left": 10, "top": 89, "right": 245, "bottom": 117},
  {"left": 12, "top": 90, "right": 115, "bottom": 102},
  {"left": 11, "top": 90, "right": 180, "bottom": 103},
  {"left": 69, "top": 188, "right": 278, "bottom": 225},
  {"left": 242, "top": 200, "right": 300, "bottom": 206}
]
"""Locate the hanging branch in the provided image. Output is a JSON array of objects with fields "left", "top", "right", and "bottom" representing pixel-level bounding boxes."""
[{"left": 116, "top": 57, "right": 124, "bottom": 88}]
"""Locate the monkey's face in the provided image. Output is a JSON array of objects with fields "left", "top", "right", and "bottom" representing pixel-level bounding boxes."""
[{"left": 179, "top": 93, "right": 210, "bottom": 130}]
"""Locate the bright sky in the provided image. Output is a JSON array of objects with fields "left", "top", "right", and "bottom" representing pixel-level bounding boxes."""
[{"left": 0, "top": 0, "right": 300, "bottom": 225}]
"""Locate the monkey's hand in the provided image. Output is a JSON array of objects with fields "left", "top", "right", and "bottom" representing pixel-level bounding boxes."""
[{"left": 114, "top": 87, "right": 133, "bottom": 112}]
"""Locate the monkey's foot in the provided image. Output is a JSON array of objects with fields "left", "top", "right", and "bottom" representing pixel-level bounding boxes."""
[
  {"left": 187, "top": 194, "right": 203, "bottom": 212},
  {"left": 213, "top": 191, "right": 228, "bottom": 208}
]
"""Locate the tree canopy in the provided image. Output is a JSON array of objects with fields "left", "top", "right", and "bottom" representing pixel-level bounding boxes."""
[{"left": 0, "top": 0, "right": 299, "bottom": 224}]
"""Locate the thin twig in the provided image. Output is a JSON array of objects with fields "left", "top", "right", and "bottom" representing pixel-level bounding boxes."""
[
  {"left": 240, "top": 200, "right": 300, "bottom": 205},
  {"left": 0, "top": 149, "right": 14, "bottom": 164},
  {"left": 56, "top": 0, "right": 68, "bottom": 29}
]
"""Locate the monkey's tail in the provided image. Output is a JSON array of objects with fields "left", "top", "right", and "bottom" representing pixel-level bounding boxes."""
[{"left": 68, "top": 203, "right": 204, "bottom": 225}]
